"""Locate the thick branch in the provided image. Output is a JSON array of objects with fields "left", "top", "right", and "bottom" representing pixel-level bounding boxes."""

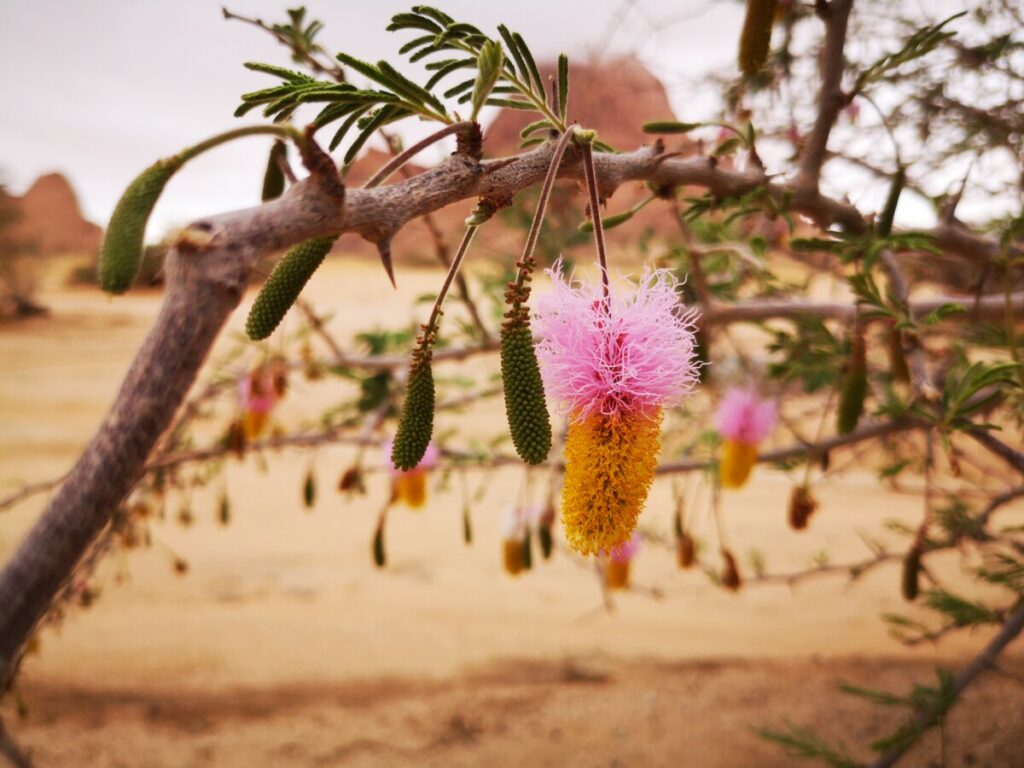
[{"left": 795, "top": 0, "right": 854, "bottom": 191}]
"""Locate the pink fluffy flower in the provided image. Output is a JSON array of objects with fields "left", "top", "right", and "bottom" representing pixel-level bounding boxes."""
[
  {"left": 715, "top": 387, "right": 776, "bottom": 444},
  {"left": 237, "top": 370, "right": 276, "bottom": 414},
  {"left": 382, "top": 437, "right": 439, "bottom": 477},
  {"left": 606, "top": 532, "right": 642, "bottom": 563},
  {"left": 533, "top": 262, "right": 701, "bottom": 419}
]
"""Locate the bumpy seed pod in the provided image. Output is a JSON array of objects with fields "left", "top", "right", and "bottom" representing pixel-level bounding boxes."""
[
  {"left": 721, "top": 549, "right": 742, "bottom": 592},
  {"left": 500, "top": 325, "right": 552, "bottom": 464},
  {"left": 902, "top": 545, "right": 922, "bottom": 601},
  {"left": 99, "top": 155, "right": 185, "bottom": 294},
  {"left": 302, "top": 469, "right": 317, "bottom": 509},
  {"left": 836, "top": 327, "right": 868, "bottom": 435},
  {"left": 738, "top": 0, "right": 779, "bottom": 77},
  {"left": 262, "top": 140, "right": 288, "bottom": 201},
  {"left": 886, "top": 321, "right": 911, "bottom": 383},
  {"left": 372, "top": 524, "right": 386, "bottom": 568},
  {"left": 246, "top": 236, "right": 336, "bottom": 340},
  {"left": 391, "top": 359, "right": 435, "bottom": 471},
  {"left": 788, "top": 485, "right": 818, "bottom": 531}
]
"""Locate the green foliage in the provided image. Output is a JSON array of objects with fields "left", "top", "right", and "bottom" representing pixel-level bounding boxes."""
[
  {"left": 755, "top": 722, "right": 860, "bottom": 768},
  {"left": 767, "top": 318, "right": 845, "bottom": 392},
  {"left": 267, "top": 6, "right": 327, "bottom": 66},
  {"left": 911, "top": 359, "right": 1020, "bottom": 432},
  {"left": 854, "top": 12, "right": 966, "bottom": 93},
  {"left": 98, "top": 156, "right": 183, "bottom": 294},
  {"left": 391, "top": 361, "right": 436, "bottom": 471},
  {"left": 245, "top": 236, "right": 336, "bottom": 340},
  {"left": 500, "top": 325, "right": 552, "bottom": 465},
  {"left": 470, "top": 39, "right": 503, "bottom": 120}
]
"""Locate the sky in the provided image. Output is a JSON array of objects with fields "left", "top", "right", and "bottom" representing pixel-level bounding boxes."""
[{"left": 0, "top": 0, "right": 744, "bottom": 236}]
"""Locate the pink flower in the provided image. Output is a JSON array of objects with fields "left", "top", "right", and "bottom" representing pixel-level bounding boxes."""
[
  {"left": 606, "top": 532, "right": 642, "bottom": 563},
  {"left": 382, "top": 437, "right": 439, "bottom": 476},
  {"left": 715, "top": 387, "right": 776, "bottom": 444},
  {"left": 533, "top": 261, "right": 701, "bottom": 420},
  {"left": 237, "top": 370, "right": 276, "bottom": 414}
]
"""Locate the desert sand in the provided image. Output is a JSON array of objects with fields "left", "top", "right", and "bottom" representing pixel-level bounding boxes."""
[{"left": 1, "top": 258, "right": 1022, "bottom": 767}]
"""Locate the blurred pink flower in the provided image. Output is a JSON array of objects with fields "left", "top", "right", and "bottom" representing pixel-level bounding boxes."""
[
  {"left": 382, "top": 437, "right": 439, "bottom": 476},
  {"left": 237, "top": 370, "right": 276, "bottom": 414},
  {"left": 533, "top": 261, "right": 701, "bottom": 420},
  {"left": 715, "top": 387, "right": 777, "bottom": 444},
  {"left": 606, "top": 532, "right": 642, "bottom": 563}
]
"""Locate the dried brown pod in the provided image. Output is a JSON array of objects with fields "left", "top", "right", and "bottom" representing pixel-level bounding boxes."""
[
  {"left": 788, "top": 485, "right": 818, "bottom": 531},
  {"left": 227, "top": 418, "right": 247, "bottom": 460},
  {"left": 721, "top": 548, "right": 742, "bottom": 592},
  {"left": 677, "top": 532, "right": 697, "bottom": 569},
  {"left": 338, "top": 465, "right": 364, "bottom": 493},
  {"left": 902, "top": 544, "right": 922, "bottom": 602}
]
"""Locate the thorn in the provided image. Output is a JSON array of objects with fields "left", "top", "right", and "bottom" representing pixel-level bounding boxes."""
[{"left": 377, "top": 240, "right": 397, "bottom": 288}]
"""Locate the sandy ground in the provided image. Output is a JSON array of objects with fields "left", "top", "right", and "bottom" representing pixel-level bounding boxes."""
[{"left": 2, "top": 258, "right": 1023, "bottom": 766}]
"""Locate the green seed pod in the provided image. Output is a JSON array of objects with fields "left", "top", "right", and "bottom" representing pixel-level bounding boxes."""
[
  {"left": 218, "top": 494, "right": 231, "bottom": 527},
  {"left": 876, "top": 167, "right": 905, "bottom": 238},
  {"left": 902, "top": 545, "right": 922, "bottom": 601},
  {"left": 836, "top": 328, "right": 868, "bottom": 435},
  {"left": 372, "top": 524, "right": 386, "bottom": 568},
  {"left": 738, "top": 0, "right": 778, "bottom": 77},
  {"left": 245, "top": 236, "right": 336, "bottom": 340},
  {"left": 462, "top": 504, "right": 473, "bottom": 545},
  {"left": 391, "top": 362, "right": 435, "bottom": 471},
  {"left": 99, "top": 156, "right": 184, "bottom": 294},
  {"left": 538, "top": 523, "right": 553, "bottom": 560},
  {"left": 500, "top": 325, "right": 552, "bottom": 465},
  {"left": 302, "top": 469, "right": 316, "bottom": 509},
  {"left": 262, "top": 140, "right": 288, "bottom": 202},
  {"left": 521, "top": 530, "right": 533, "bottom": 571}
]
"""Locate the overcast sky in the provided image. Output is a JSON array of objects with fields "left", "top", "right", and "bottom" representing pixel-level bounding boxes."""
[{"left": 0, "top": 0, "right": 746, "bottom": 235}]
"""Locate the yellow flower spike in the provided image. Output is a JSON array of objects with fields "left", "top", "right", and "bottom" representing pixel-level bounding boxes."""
[
  {"left": 561, "top": 409, "right": 662, "bottom": 556},
  {"left": 605, "top": 559, "right": 631, "bottom": 590},
  {"left": 394, "top": 470, "right": 427, "bottom": 509},
  {"left": 242, "top": 410, "right": 269, "bottom": 441},
  {"left": 503, "top": 538, "right": 525, "bottom": 576},
  {"left": 719, "top": 438, "right": 759, "bottom": 489}
]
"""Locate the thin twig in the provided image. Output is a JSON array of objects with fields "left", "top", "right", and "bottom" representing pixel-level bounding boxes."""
[{"left": 362, "top": 122, "right": 476, "bottom": 189}]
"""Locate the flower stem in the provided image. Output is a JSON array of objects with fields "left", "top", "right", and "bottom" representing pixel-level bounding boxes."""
[
  {"left": 181, "top": 124, "right": 302, "bottom": 161},
  {"left": 363, "top": 121, "right": 478, "bottom": 189},
  {"left": 577, "top": 133, "right": 609, "bottom": 299},
  {"left": 420, "top": 224, "right": 481, "bottom": 352}
]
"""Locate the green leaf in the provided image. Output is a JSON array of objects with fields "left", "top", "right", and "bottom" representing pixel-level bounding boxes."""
[
  {"left": 243, "top": 61, "right": 314, "bottom": 83},
  {"left": 471, "top": 40, "right": 504, "bottom": 120},
  {"left": 643, "top": 120, "right": 705, "bottom": 134}
]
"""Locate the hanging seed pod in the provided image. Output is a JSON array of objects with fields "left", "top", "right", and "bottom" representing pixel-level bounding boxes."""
[
  {"left": 302, "top": 469, "right": 317, "bottom": 509},
  {"left": 173, "top": 557, "right": 190, "bottom": 576},
  {"left": 876, "top": 166, "right": 905, "bottom": 238},
  {"left": 372, "top": 523, "right": 386, "bottom": 568},
  {"left": 269, "top": 359, "right": 289, "bottom": 398},
  {"left": 738, "top": 0, "right": 779, "bottom": 77},
  {"left": 787, "top": 485, "right": 818, "bottom": 531},
  {"left": 391, "top": 357, "right": 436, "bottom": 471},
  {"left": 218, "top": 494, "right": 231, "bottom": 527},
  {"left": 338, "top": 465, "right": 364, "bottom": 493},
  {"left": 500, "top": 325, "right": 552, "bottom": 464},
  {"left": 462, "top": 504, "right": 473, "bottom": 545},
  {"left": 246, "top": 236, "right": 337, "bottom": 340},
  {"left": 721, "top": 549, "right": 742, "bottom": 592},
  {"left": 521, "top": 530, "right": 533, "bottom": 571},
  {"left": 99, "top": 155, "right": 186, "bottom": 294},
  {"left": 886, "top": 321, "right": 911, "bottom": 383},
  {"left": 677, "top": 532, "right": 696, "bottom": 569},
  {"left": 177, "top": 504, "right": 194, "bottom": 528},
  {"left": 538, "top": 503, "right": 555, "bottom": 560},
  {"left": 902, "top": 544, "right": 922, "bottom": 601},
  {"left": 261, "top": 140, "right": 288, "bottom": 201},
  {"left": 836, "top": 327, "right": 868, "bottom": 435}
]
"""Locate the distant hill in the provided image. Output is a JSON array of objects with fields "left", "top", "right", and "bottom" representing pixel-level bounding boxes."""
[{"left": 7, "top": 173, "right": 102, "bottom": 256}]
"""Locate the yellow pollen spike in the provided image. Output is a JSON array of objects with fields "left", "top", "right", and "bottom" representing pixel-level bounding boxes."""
[
  {"left": 720, "top": 438, "right": 759, "bottom": 489},
  {"left": 394, "top": 471, "right": 428, "bottom": 508},
  {"left": 560, "top": 409, "right": 662, "bottom": 556},
  {"left": 605, "top": 560, "right": 631, "bottom": 590}
]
